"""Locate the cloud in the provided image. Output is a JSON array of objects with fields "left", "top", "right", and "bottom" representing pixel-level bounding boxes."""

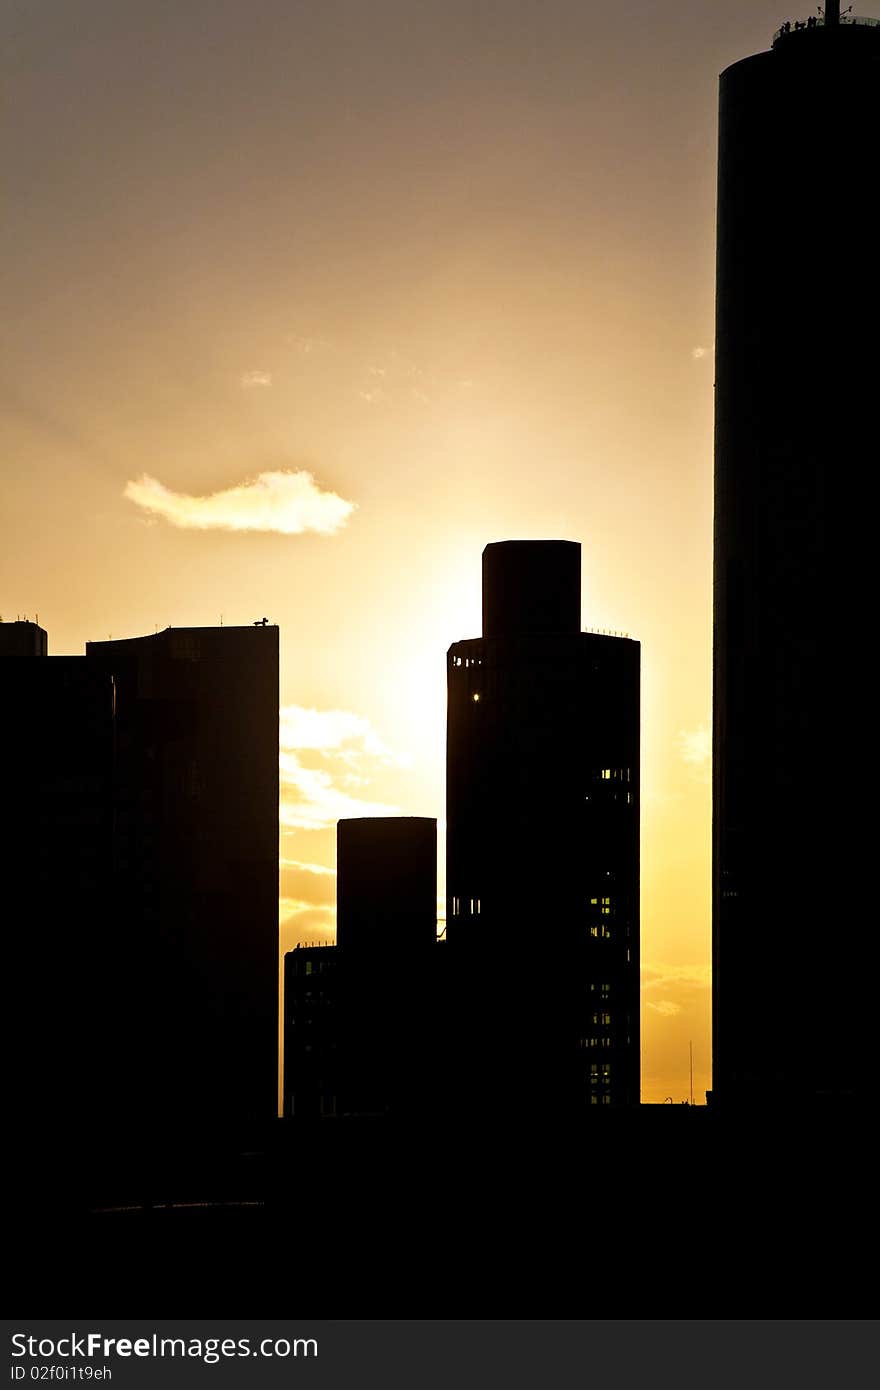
[
  {"left": 280, "top": 858, "right": 336, "bottom": 906},
  {"left": 124, "top": 469, "right": 356, "bottom": 536},
  {"left": 647, "top": 1000, "right": 682, "bottom": 1017},
  {"left": 279, "top": 703, "right": 404, "bottom": 831},
  {"left": 279, "top": 901, "right": 336, "bottom": 949},
  {"left": 280, "top": 756, "right": 400, "bottom": 830},
  {"left": 240, "top": 370, "right": 272, "bottom": 387},
  {"left": 288, "top": 335, "right": 330, "bottom": 355},
  {"left": 691, "top": 346, "right": 711, "bottom": 360},
  {"left": 641, "top": 963, "right": 710, "bottom": 993},
  {"left": 678, "top": 724, "right": 710, "bottom": 776},
  {"left": 640, "top": 964, "right": 709, "bottom": 1024}
]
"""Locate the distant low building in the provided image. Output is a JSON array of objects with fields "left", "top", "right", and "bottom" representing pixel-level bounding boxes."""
[{"left": 284, "top": 817, "right": 441, "bottom": 1119}]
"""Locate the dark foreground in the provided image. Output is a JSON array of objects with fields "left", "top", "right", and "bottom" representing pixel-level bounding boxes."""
[{"left": 9, "top": 1108, "right": 872, "bottom": 1315}]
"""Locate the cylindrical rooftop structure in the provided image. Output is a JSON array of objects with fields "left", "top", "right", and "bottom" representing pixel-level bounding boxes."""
[{"left": 482, "top": 540, "right": 581, "bottom": 638}]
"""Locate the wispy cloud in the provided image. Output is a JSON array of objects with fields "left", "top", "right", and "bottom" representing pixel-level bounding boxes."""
[
  {"left": 124, "top": 469, "right": 356, "bottom": 536},
  {"left": 279, "top": 900, "right": 336, "bottom": 947},
  {"left": 280, "top": 706, "right": 401, "bottom": 762},
  {"left": 642, "top": 963, "right": 710, "bottom": 994},
  {"left": 288, "top": 334, "right": 331, "bottom": 355},
  {"left": 647, "top": 1000, "right": 682, "bottom": 1017},
  {"left": 677, "top": 724, "right": 711, "bottom": 782},
  {"left": 691, "top": 345, "right": 710, "bottom": 360},
  {"left": 279, "top": 703, "right": 404, "bottom": 831},
  {"left": 240, "top": 370, "right": 272, "bottom": 388},
  {"left": 280, "top": 858, "right": 336, "bottom": 906}
]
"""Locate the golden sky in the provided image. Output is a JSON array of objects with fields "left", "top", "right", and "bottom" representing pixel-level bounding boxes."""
[{"left": 1, "top": 0, "right": 813, "bottom": 1103}]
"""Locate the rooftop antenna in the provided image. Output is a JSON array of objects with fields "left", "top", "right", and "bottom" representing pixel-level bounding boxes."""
[{"left": 689, "top": 1040, "right": 694, "bottom": 1106}]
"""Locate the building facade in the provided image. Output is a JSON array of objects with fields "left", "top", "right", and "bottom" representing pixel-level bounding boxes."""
[
  {"left": 86, "top": 625, "right": 279, "bottom": 1129},
  {"left": 2, "top": 629, "right": 117, "bottom": 1126}
]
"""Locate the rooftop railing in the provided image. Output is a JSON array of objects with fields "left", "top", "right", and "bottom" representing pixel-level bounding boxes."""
[{"left": 773, "top": 14, "right": 880, "bottom": 44}]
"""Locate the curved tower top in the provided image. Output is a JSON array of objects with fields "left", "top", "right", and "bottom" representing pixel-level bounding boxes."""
[{"left": 481, "top": 539, "right": 581, "bottom": 638}]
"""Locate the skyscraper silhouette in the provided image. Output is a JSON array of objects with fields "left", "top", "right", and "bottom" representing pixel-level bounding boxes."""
[
  {"left": 2, "top": 625, "right": 117, "bottom": 1126},
  {"left": 712, "top": 12, "right": 878, "bottom": 1106},
  {"left": 87, "top": 625, "right": 279, "bottom": 1129},
  {"left": 447, "top": 541, "right": 640, "bottom": 1110},
  {"left": 2, "top": 623, "right": 279, "bottom": 1135}
]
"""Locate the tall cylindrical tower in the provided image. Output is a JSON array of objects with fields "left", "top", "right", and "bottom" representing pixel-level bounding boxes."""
[{"left": 712, "top": 15, "right": 878, "bottom": 1106}]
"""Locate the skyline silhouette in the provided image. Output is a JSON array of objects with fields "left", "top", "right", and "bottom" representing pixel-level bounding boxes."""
[{"left": 3, "top": 1, "right": 877, "bottom": 1318}]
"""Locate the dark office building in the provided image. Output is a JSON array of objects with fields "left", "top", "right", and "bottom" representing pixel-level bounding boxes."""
[
  {"left": 86, "top": 626, "right": 279, "bottom": 1129},
  {"left": 1, "top": 628, "right": 117, "bottom": 1125},
  {"left": 0, "top": 618, "right": 48, "bottom": 657},
  {"left": 712, "top": 10, "right": 878, "bottom": 1107},
  {"left": 284, "top": 944, "right": 340, "bottom": 1118},
  {"left": 2, "top": 621, "right": 278, "bottom": 1133},
  {"left": 284, "top": 817, "right": 440, "bottom": 1118},
  {"left": 447, "top": 541, "right": 640, "bottom": 1111},
  {"left": 337, "top": 817, "right": 437, "bottom": 954}
]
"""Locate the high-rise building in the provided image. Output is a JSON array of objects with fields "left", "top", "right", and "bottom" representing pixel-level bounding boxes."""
[
  {"left": 446, "top": 541, "right": 640, "bottom": 1111},
  {"left": 1, "top": 631, "right": 117, "bottom": 1126},
  {"left": 337, "top": 817, "right": 437, "bottom": 955},
  {"left": 284, "top": 817, "right": 439, "bottom": 1118},
  {"left": 86, "top": 625, "right": 279, "bottom": 1129},
  {"left": 2, "top": 622, "right": 279, "bottom": 1133},
  {"left": 712, "top": 10, "right": 878, "bottom": 1106}
]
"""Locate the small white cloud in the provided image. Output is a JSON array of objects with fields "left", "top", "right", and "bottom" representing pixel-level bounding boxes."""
[
  {"left": 358, "top": 389, "right": 385, "bottom": 405},
  {"left": 678, "top": 724, "right": 711, "bottom": 770},
  {"left": 241, "top": 370, "right": 272, "bottom": 388},
  {"left": 647, "top": 1000, "right": 682, "bottom": 1017},
  {"left": 123, "top": 469, "right": 356, "bottom": 536},
  {"left": 288, "top": 335, "right": 330, "bottom": 355},
  {"left": 691, "top": 346, "right": 713, "bottom": 360}
]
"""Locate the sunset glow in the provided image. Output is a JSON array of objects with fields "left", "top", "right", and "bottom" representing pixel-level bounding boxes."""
[{"left": 1, "top": 0, "right": 787, "bottom": 1106}]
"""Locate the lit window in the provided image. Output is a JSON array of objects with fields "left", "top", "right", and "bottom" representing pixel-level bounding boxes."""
[{"left": 472, "top": 693, "right": 480, "bottom": 703}]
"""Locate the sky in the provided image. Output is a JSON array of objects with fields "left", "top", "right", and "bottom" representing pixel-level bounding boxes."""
[{"left": 1, "top": 0, "right": 829, "bottom": 1104}]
